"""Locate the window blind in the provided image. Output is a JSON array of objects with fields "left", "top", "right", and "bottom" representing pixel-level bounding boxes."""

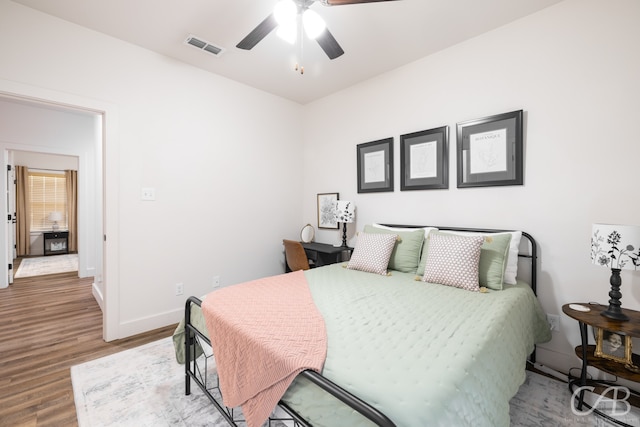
[{"left": 28, "top": 171, "right": 68, "bottom": 231}]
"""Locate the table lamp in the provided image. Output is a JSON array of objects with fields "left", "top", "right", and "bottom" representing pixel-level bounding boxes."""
[
  {"left": 49, "top": 211, "right": 62, "bottom": 231},
  {"left": 591, "top": 223, "right": 640, "bottom": 321},
  {"left": 333, "top": 201, "right": 355, "bottom": 247}
]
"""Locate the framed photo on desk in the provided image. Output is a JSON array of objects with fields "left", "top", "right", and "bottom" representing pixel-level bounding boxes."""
[{"left": 595, "top": 328, "right": 632, "bottom": 364}]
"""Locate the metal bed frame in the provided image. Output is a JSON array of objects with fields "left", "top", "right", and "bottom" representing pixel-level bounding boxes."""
[
  {"left": 184, "top": 295, "right": 396, "bottom": 427},
  {"left": 183, "top": 225, "right": 539, "bottom": 426}
]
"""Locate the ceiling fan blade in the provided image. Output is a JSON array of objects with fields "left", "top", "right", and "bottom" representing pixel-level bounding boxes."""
[
  {"left": 322, "top": 0, "right": 399, "bottom": 5},
  {"left": 236, "top": 13, "right": 278, "bottom": 50},
  {"left": 316, "top": 28, "right": 344, "bottom": 60}
]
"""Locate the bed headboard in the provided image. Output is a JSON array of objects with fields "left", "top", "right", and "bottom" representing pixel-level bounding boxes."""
[{"left": 378, "top": 224, "right": 538, "bottom": 295}]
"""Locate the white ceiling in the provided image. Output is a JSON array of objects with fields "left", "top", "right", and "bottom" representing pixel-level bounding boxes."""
[{"left": 12, "top": 0, "right": 563, "bottom": 104}]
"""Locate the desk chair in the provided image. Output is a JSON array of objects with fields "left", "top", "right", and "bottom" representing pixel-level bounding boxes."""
[{"left": 283, "top": 239, "right": 311, "bottom": 271}]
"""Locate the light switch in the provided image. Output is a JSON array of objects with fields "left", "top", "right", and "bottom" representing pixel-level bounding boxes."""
[{"left": 141, "top": 187, "right": 156, "bottom": 201}]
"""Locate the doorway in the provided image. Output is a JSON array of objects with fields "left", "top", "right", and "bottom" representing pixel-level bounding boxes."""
[
  {"left": 0, "top": 80, "right": 119, "bottom": 341},
  {"left": 10, "top": 152, "right": 80, "bottom": 280}
]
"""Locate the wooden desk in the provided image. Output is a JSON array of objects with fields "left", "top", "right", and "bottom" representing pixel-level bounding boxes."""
[
  {"left": 302, "top": 242, "right": 352, "bottom": 266},
  {"left": 284, "top": 242, "right": 353, "bottom": 272}
]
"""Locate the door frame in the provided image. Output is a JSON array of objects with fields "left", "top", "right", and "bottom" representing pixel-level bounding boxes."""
[
  {"left": 0, "top": 78, "right": 120, "bottom": 341},
  {"left": 6, "top": 159, "right": 15, "bottom": 284}
]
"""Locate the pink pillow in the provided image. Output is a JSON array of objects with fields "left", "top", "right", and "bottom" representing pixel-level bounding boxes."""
[
  {"left": 347, "top": 232, "right": 398, "bottom": 275},
  {"left": 422, "top": 233, "right": 483, "bottom": 291}
]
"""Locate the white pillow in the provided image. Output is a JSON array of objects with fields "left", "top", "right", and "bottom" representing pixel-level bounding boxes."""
[
  {"left": 372, "top": 223, "right": 438, "bottom": 235},
  {"left": 503, "top": 231, "right": 522, "bottom": 285}
]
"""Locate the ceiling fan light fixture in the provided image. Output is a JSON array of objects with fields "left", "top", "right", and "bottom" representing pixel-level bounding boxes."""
[
  {"left": 274, "top": 0, "right": 297, "bottom": 26},
  {"left": 276, "top": 22, "right": 297, "bottom": 44},
  {"left": 303, "top": 9, "right": 326, "bottom": 39}
]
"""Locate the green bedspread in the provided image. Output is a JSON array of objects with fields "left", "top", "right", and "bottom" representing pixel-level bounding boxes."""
[
  {"left": 172, "top": 301, "right": 207, "bottom": 364},
  {"left": 175, "top": 263, "right": 551, "bottom": 427}
]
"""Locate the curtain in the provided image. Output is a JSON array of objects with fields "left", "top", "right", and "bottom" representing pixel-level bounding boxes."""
[
  {"left": 65, "top": 170, "right": 78, "bottom": 253},
  {"left": 15, "top": 165, "right": 30, "bottom": 256}
]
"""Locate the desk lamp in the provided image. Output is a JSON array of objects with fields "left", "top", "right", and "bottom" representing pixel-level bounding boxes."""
[
  {"left": 591, "top": 223, "right": 640, "bottom": 321},
  {"left": 49, "top": 211, "right": 62, "bottom": 231},
  {"left": 334, "top": 201, "right": 355, "bottom": 247}
]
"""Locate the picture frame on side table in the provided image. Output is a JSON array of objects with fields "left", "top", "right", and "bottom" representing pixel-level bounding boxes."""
[
  {"left": 594, "top": 328, "right": 632, "bottom": 365},
  {"left": 357, "top": 137, "right": 394, "bottom": 193},
  {"left": 456, "top": 110, "right": 523, "bottom": 188},
  {"left": 400, "top": 126, "right": 449, "bottom": 191},
  {"left": 317, "top": 193, "right": 339, "bottom": 229}
]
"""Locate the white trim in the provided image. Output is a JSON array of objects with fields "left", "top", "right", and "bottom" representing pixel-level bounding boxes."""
[
  {"left": 117, "top": 308, "right": 182, "bottom": 338},
  {"left": 92, "top": 281, "right": 104, "bottom": 311},
  {"left": 29, "top": 168, "right": 66, "bottom": 174},
  {"left": 0, "top": 78, "right": 120, "bottom": 342}
]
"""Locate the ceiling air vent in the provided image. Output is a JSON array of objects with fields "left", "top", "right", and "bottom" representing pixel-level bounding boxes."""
[{"left": 184, "top": 35, "right": 225, "bottom": 57}]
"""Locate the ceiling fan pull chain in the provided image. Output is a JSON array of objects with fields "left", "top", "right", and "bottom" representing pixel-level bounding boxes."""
[{"left": 297, "top": 12, "right": 304, "bottom": 75}]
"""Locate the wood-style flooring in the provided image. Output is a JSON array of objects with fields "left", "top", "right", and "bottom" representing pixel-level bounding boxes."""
[{"left": 0, "top": 259, "right": 177, "bottom": 427}]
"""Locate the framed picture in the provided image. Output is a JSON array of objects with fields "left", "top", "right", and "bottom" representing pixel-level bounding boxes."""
[
  {"left": 317, "top": 193, "right": 339, "bottom": 229},
  {"left": 400, "top": 126, "right": 449, "bottom": 191},
  {"left": 456, "top": 110, "right": 523, "bottom": 188},
  {"left": 595, "top": 328, "right": 632, "bottom": 364},
  {"left": 357, "top": 137, "right": 394, "bottom": 193}
]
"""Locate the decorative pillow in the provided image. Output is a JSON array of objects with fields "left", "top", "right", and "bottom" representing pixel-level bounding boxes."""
[
  {"left": 440, "top": 230, "right": 514, "bottom": 289},
  {"left": 422, "top": 233, "right": 484, "bottom": 291},
  {"left": 364, "top": 224, "right": 426, "bottom": 273},
  {"left": 415, "top": 228, "right": 438, "bottom": 276},
  {"left": 503, "top": 231, "right": 522, "bottom": 285},
  {"left": 347, "top": 232, "right": 398, "bottom": 275},
  {"left": 373, "top": 225, "right": 438, "bottom": 274}
]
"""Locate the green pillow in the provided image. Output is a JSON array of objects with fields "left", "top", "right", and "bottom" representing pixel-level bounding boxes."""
[
  {"left": 419, "top": 230, "right": 511, "bottom": 290},
  {"left": 416, "top": 232, "right": 433, "bottom": 277},
  {"left": 363, "top": 225, "right": 425, "bottom": 273}
]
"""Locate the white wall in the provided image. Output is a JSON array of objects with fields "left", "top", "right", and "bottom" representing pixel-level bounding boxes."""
[
  {"left": 302, "top": 0, "right": 640, "bottom": 373},
  {"left": 12, "top": 151, "right": 78, "bottom": 171},
  {"left": 0, "top": 1, "right": 304, "bottom": 339}
]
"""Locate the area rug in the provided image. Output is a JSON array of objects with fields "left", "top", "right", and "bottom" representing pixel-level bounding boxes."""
[
  {"left": 71, "top": 337, "right": 637, "bottom": 426},
  {"left": 14, "top": 254, "right": 78, "bottom": 278}
]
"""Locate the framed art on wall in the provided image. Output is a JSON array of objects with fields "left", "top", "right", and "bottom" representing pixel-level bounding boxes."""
[
  {"left": 317, "top": 193, "right": 339, "bottom": 229},
  {"left": 357, "top": 137, "right": 394, "bottom": 193},
  {"left": 456, "top": 110, "right": 523, "bottom": 188},
  {"left": 400, "top": 126, "right": 449, "bottom": 191}
]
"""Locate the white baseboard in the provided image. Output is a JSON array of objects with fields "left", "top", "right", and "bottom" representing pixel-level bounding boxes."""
[
  {"left": 91, "top": 282, "right": 104, "bottom": 311},
  {"left": 117, "top": 308, "right": 183, "bottom": 339},
  {"left": 532, "top": 362, "right": 568, "bottom": 382},
  {"left": 80, "top": 266, "right": 95, "bottom": 279}
]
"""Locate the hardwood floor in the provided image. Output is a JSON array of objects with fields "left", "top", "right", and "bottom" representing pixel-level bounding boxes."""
[{"left": 0, "top": 261, "right": 177, "bottom": 427}]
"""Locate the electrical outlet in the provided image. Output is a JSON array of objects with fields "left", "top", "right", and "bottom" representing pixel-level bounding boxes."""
[
  {"left": 546, "top": 314, "right": 560, "bottom": 332},
  {"left": 141, "top": 187, "right": 156, "bottom": 201},
  {"left": 175, "top": 282, "right": 184, "bottom": 296},
  {"left": 213, "top": 275, "right": 220, "bottom": 289}
]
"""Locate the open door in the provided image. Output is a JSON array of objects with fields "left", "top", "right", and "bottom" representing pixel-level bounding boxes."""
[{"left": 6, "top": 162, "right": 16, "bottom": 284}]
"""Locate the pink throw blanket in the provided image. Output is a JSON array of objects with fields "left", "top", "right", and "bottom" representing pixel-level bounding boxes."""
[{"left": 201, "top": 270, "right": 327, "bottom": 427}]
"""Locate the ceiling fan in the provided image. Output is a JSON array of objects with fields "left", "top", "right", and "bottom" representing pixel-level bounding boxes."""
[{"left": 236, "top": 0, "right": 398, "bottom": 60}]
